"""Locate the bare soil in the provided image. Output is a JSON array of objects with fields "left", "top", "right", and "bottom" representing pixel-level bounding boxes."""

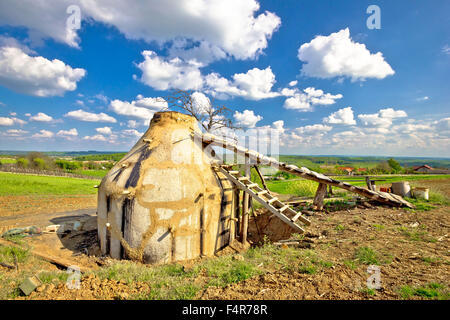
[
  {"left": 19, "top": 274, "right": 151, "bottom": 300},
  {"left": 201, "top": 204, "right": 450, "bottom": 299},
  {"left": 1, "top": 178, "right": 449, "bottom": 300},
  {"left": 0, "top": 194, "right": 96, "bottom": 218}
]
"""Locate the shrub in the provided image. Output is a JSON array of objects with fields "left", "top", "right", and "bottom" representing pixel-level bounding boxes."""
[
  {"left": 16, "top": 158, "right": 29, "bottom": 168},
  {"left": 32, "top": 158, "right": 47, "bottom": 170},
  {"left": 55, "top": 159, "right": 82, "bottom": 171}
]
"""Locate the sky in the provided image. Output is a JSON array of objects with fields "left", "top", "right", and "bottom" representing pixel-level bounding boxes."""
[{"left": 0, "top": 0, "right": 449, "bottom": 156}]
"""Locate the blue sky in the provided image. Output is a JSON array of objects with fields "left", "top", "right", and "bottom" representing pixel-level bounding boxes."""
[{"left": 0, "top": 0, "right": 449, "bottom": 156}]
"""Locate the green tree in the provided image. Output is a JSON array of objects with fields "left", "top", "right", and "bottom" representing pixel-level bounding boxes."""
[
  {"left": 16, "top": 158, "right": 29, "bottom": 168},
  {"left": 374, "top": 161, "right": 391, "bottom": 174},
  {"left": 33, "top": 158, "right": 47, "bottom": 170},
  {"left": 387, "top": 158, "right": 402, "bottom": 173}
]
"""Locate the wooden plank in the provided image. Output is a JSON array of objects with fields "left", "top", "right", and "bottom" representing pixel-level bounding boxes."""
[
  {"left": 257, "top": 190, "right": 268, "bottom": 196},
  {"left": 285, "top": 207, "right": 311, "bottom": 225},
  {"left": 291, "top": 212, "right": 303, "bottom": 222},
  {"left": 197, "top": 132, "right": 413, "bottom": 208},
  {"left": 230, "top": 186, "right": 239, "bottom": 243},
  {"left": 279, "top": 205, "right": 289, "bottom": 212},
  {"left": 247, "top": 183, "right": 258, "bottom": 188},
  {"left": 218, "top": 167, "right": 305, "bottom": 233},
  {"left": 313, "top": 183, "right": 327, "bottom": 210},
  {"left": 0, "top": 238, "right": 92, "bottom": 273},
  {"left": 234, "top": 188, "right": 241, "bottom": 238},
  {"left": 268, "top": 197, "right": 278, "bottom": 204}
]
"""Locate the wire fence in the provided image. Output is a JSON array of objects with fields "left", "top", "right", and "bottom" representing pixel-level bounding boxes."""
[{"left": 0, "top": 165, "right": 100, "bottom": 180}]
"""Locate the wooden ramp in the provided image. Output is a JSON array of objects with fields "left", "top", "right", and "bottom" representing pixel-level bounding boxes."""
[
  {"left": 196, "top": 132, "right": 413, "bottom": 208},
  {"left": 216, "top": 166, "right": 310, "bottom": 233}
]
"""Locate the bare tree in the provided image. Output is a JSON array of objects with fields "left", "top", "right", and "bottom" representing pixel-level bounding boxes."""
[{"left": 166, "top": 90, "right": 239, "bottom": 133}]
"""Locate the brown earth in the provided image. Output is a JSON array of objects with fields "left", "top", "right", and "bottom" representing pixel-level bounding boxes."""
[
  {"left": 2, "top": 179, "right": 449, "bottom": 300},
  {"left": 408, "top": 179, "right": 450, "bottom": 198},
  {"left": 0, "top": 194, "right": 97, "bottom": 218},
  {"left": 18, "top": 274, "right": 151, "bottom": 300},
  {"left": 201, "top": 204, "right": 450, "bottom": 299}
]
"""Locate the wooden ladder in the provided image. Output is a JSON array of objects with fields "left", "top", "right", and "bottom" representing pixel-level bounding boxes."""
[{"left": 217, "top": 166, "right": 311, "bottom": 233}]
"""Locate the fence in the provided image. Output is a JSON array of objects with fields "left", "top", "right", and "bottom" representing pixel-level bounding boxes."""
[{"left": 0, "top": 165, "right": 100, "bottom": 180}]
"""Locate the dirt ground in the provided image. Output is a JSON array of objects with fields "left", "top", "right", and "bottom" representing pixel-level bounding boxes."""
[
  {"left": 0, "top": 194, "right": 97, "bottom": 218},
  {"left": 201, "top": 205, "right": 449, "bottom": 299},
  {"left": 1, "top": 179, "right": 449, "bottom": 300}
]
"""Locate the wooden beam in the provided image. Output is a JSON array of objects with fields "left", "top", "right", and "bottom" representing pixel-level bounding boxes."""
[
  {"left": 240, "top": 157, "right": 251, "bottom": 244},
  {"left": 313, "top": 183, "right": 327, "bottom": 210},
  {"left": 253, "top": 165, "right": 271, "bottom": 195},
  {"left": 328, "top": 185, "right": 333, "bottom": 196},
  {"left": 0, "top": 238, "right": 92, "bottom": 273},
  {"left": 231, "top": 186, "right": 240, "bottom": 242},
  {"left": 196, "top": 132, "right": 413, "bottom": 208}
]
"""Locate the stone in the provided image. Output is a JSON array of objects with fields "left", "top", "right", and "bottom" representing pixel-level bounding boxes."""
[
  {"left": 19, "top": 276, "right": 42, "bottom": 296},
  {"left": 232, "top": 254, "right": 244, "bottom": 261}
]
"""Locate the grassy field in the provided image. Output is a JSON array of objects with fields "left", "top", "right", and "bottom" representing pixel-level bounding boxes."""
[
  {"left": 0, "top": 158, "right": 16, "bottom": 164},
  {"left": 0, "top": 172, "right": 100, "bottom": 196}
]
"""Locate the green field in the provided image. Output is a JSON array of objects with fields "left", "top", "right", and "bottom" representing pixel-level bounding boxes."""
[
  {"left": 0, "top": 158, "right": 16, "bottom": 164},
  {"left": 0, "top": 172, "right": 100, "bottom": 196}
]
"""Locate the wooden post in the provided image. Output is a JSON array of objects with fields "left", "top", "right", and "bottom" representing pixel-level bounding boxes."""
[
  {"left": 365, "top": 176, "right": 374, "bottom": 191},
  {"left": 231, "top": 186, "right": 240, "bottom": 242},
  {"left": 328, "top": 184, "right": 333, "bottom": 196},
  {"left": 241, "top": 156, "right": 250, "bottom": 244},
  {"left": 253, "top": 165, "right": 271, "bottom": 195},
  {"left": 313, "top": 183, "right": 327, "bottom": 210}
]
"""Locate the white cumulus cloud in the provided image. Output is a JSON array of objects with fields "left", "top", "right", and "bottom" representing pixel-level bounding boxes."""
[
  {"left": 109, "top": 95, "right": 168, "bottom": 120},
  {"left": 283, "top": 87, "right": 343, "bottom": 112},
  {"left": 0, "top": 46, "right": 85, "bottom": 97},
  {"left": 32, "top": 129, "right": 54, "bottom": 138},
  {"left": 96, "top": 127, "right": 112, "bottom": 135},
  {"left": 0, "top": 116, "right": 27, "bottom": 126},
  {"left": 233, "top": 110, "right": 263, "bottom": 128},
  {"left": 65, "top": 109, "right": 117, "bottom": 123},
  {"left": 83, "top": 134, "right": 107, "bottom": 142},
  {"left": 298, "top": 28, "right": 394, "bottom": 81},
  {"left": 358, "top": 108, "right": 407, "bottom": 128},
  {"left": 323, "top": 107, "right": 356, "bottom": 125},
  {"left": 29, "top": 112, "right": 53, "bottom": 122},
  {"left": 136, "top": 51, "right": 204, "bottom": 91},
  {"left": 296, "top": 124, "right": 332, "bottom": 134},
  {"left": 205, "top": 67, "right": 280, "bottom": 100},
  {"left": 57, "top": 128, "right": 78, "bottom": 138}
]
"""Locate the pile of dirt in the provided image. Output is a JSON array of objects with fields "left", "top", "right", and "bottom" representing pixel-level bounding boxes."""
[
  {"left": 248, "top": 210, "right": 298, "bottom": 244},
  {"left": 24, "top": 274, "right": 151, "bottom": 300}
]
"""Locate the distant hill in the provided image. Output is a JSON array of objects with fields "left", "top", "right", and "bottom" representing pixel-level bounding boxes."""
[
  {"left": 278, "top": 155, "right": 450, "bottom": 169},
  {"left": 0, "top": 150, "right": 126, "bottom": 157},
  {"left": 1, "top": 151, "right": 449, "bottom": 169}
]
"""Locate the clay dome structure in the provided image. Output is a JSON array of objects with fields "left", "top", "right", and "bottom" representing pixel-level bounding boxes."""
[{"left": 97, "top": 111, "right": 234, "bottom": 264}]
